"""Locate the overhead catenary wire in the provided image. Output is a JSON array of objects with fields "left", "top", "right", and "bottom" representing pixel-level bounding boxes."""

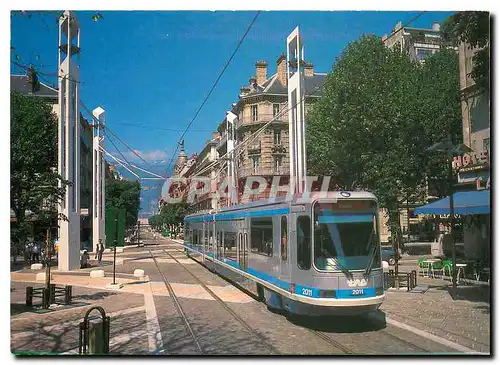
[
  {"left": 79, "top": 100, "right": 152, "bottom": 167},
  {"left": 163, "top": 11, "right": 261, "bottom": 177},
  {"left": 187, "top": 11, "right": 427, "bottom": 182}
]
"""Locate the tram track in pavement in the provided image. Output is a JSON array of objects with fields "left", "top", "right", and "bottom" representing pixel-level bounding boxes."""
[
  {"left": 149, "top": 250, "right": 205, "bottom": 355},
  {"left": 165, "top": 246, "right": 356, "bottom": 355},
  {"left": 160, "top": 249, "right": 281, "bottom": 355},
  {"left": 162, "top": 243, "right": 430, "bottom": 354}
]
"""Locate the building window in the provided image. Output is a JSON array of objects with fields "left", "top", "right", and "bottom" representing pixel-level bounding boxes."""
[
  {"left": 250, "top": 217, "right": 273, "bottom": 256},
  {"left": 297, "top": 215, "right": 311, "bottom": 270},
  {"left": 281, "top": 216, "right": 287, "bottom": 261},
  {"left": 252, "top": 155, "right": 260, "bottom": 173},
  {"left": 251, "top": 105, "right": 258, "bottom": 122},
  {"left": 274, "top": 156, "right": 283, "bottom": 173},
  {"left": 274, "top": 129, "right": 281, "bottom": 145},
  {"left": 483, "top": 138, "right": 490, "bottom": 151},
  {"left": 273, "top": 103, "right": 280, "bottom": 117},
  {"left": 415, "top": 48, "right": 433, "bottom": 62}
]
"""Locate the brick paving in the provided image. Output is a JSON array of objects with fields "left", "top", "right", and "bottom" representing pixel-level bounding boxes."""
[
  {"left": 380, "top": 278, "right": 490, "bottom": 353},
  {"left": 10, "top": 231, "right": 491, "bottom": 355}
]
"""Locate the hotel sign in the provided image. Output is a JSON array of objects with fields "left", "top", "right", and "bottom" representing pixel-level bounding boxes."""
[{"left": 452, "top": 150, "right": 489, "bottom": 171}]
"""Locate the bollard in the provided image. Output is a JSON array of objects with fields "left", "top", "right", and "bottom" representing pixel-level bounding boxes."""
[
  {"left": 412, "top": 270, "right": 417, "bottom": 287},
  {"left": 406, "top": 273, "right": 411, "bottom": 292},
  {"left": 26, "top": 287, "right": 33, "bottom": 307}
]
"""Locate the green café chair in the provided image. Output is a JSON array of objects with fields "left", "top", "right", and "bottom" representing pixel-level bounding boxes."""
[
  {"left": 431, "top": 260, "right": 443, "bottom": 278},
  {"left": 442, "top": 259, "right": 453, "bottom": 278}
]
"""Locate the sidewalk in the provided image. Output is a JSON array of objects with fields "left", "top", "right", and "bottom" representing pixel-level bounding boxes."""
[
  {"left": 381, "top": 274, "right": 490, "bottom": 353},
  {"left": 11, "top": 273, "right": 150, "bottom": 355}
]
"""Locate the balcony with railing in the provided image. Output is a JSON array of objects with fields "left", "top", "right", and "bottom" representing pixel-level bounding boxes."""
[
  {"left": 247, "top": 141, "right": 261, "bottom": 155},
  {"left": 237, "top": 166, "right": 289, "bottom": 178},
  {"left": 271, "top": 143, "right": 287, "bottom": 155},
  {"left": 238, "top": 113, "right": 287, "bottom": 128}
]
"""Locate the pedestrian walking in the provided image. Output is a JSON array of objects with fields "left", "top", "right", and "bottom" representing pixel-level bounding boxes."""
[
  {"left": 32, "top": 243, "right": 40, "bottom": 263},
  {"left": 95, "top": 240, "right": 104, "bottom": 265}
]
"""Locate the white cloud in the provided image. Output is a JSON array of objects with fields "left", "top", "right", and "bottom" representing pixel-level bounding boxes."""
[{"left": 123, "top": 149, "right": 168, "bottom": 164}]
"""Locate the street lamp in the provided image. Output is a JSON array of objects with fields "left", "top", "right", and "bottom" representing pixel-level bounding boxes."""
[{"left": 426, "top": 135, "right": 472, "bottom": 299}]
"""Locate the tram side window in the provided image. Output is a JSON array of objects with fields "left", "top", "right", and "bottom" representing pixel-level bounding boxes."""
[
  {"left": 281, "top": 216, "right": 288, "bottom": 261},
  {"left": 297, "top": 216, "right": 311, "bottom": 270},
  {"left": 225, "top": 231, "right": 237, "bottom": 261},
  {"left": 185, "top": 223, "right": 190, "bottom": 242},
  {"left": 192, "top": 229, "right": 197, "bottom": 247},
  {"left": 251, "top": 218, "right": 273, "bottom": 256}
]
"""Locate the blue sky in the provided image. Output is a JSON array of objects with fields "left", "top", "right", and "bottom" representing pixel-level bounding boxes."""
[{"left": 11, "top": 10, "right": 454, "bottom": 173}]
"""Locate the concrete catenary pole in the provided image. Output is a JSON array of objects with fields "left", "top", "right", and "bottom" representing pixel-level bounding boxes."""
[
  {"left": 92, "top": 107, "right": 106, "bottom": 252},
  {"left": 287, "top": 27, "right": 307, "bottom": 194},
  {"left": 58, "top": 10, "right": 81, "bottom": 270}
]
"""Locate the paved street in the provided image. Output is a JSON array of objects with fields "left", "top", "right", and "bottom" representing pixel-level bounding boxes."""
[{"left": 10, "top": 230, "right": 490, "bottom": 355}]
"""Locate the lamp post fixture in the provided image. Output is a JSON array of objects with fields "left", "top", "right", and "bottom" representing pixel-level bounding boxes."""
[{"left": 426, "top": 135, "right": 472, "bottom": 299}]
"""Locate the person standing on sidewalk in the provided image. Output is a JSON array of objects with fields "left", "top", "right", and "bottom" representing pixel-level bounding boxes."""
[{"left": 95, "top": 240, "right": 104, "bottom": 265}]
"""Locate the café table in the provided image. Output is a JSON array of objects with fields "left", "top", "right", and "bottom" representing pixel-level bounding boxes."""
[{"left": 423, "top": 259, "right": 441, "bottom": 278}]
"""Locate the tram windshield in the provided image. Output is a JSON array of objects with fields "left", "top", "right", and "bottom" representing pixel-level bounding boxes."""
[{"left": 313, "top": 201, "right": 381, "bottom": 271}]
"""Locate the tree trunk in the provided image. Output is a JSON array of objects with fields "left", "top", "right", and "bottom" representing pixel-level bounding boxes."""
[{"left": 387, "top": 204, "right": 402, "bottom": 278}]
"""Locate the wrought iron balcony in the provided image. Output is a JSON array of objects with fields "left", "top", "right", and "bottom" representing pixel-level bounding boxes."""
[
  {"left": 271, "top": 144, "right": 286, "bottom": 154},
  {"left": 247, "top": 142, "right": 261, "bottom": 154}
]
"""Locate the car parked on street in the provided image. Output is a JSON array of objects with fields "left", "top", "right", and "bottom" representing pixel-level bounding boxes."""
[{"left": 381, "top": 248, "right": 401, "bottom": 265}]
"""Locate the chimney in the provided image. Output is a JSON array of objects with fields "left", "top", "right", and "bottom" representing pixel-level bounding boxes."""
[
  {"left": 276, "top": 53, "right": 287, "bottom": 86},
  {"left": 255, "top": 60, "right": 267, "bottom": 85},
  {"left": 304, "top": 62, "right": 314, "bottom": 76},
  {"left": 432, "top": 21, "right": 440, "bottom": 31}
]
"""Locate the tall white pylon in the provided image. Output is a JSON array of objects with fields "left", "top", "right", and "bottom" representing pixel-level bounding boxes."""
[
  {"left": 226, "top": 111, "right": 237, "bottom": 206},
  {"left": 92, "top": 107, "right": 106, "bottom": 251},
  {"left": 287, "top": 27, "right": 307, "bottom": 194},
  {"left": 58, "top": 10, "right": 81, "bottom": 270}
]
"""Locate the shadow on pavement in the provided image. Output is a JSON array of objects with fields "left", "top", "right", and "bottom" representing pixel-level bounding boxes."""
[
  {"left": 73, "top": 291, "right": 118, "bottom": 301},
  {"left": 285, "top": 311, "right": 387, "bottom": 333},
  {"left": 428, "top": 284, "right": 490, "bottom": 304}
]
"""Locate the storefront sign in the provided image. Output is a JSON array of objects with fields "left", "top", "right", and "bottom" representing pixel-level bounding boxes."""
[
  {"left": 452, "top": 150, "right": 489, "bottom": 170},
  {"left": 476, "top": 176, "right": 491, "bottom": 190}
]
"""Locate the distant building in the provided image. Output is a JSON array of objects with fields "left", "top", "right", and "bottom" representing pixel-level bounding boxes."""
[
  {"left": 215, "top": 54, "right": 326, "bottom": 205},
  {"left": 453, "top": 40, "right": 490, "bottom": 261},
  {"left": 11, "top": 72, "right": 95, "bottom": 248},
  {"left": 383, "top": 20, "right": 455, "bottom": 63}
]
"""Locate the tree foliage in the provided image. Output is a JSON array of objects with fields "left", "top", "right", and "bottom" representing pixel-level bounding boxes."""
[
  {"left": 441, "top": 11, "right": 490, "bottom": 91},
  {"left": 306, "top": 35, "right": 462, "bottom": 244},
  {"left": 105, "top": 178, "right": 141, "bottom": 228},
  {"left": 11, "top": 92, "right": 69, "bottom": 251},
  {"left": 149, "top": 202, "right": 191, "bottom": 236}
]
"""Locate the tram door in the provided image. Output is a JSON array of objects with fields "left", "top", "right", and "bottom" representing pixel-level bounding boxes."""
[
  {"left": 202, "top": 222, "right": 207, "bottom": 259},
  {"left": 279, "top": 215, "right": 290, "bottom": 279},
  {"left": 237, "top": 223, "right": 248, "bottom": 270}
]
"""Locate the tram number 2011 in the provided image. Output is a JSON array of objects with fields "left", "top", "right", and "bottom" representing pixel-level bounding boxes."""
[
  {"left": 301, "top": 288, "right": 313, "bottom": 296},
  {"left": 351, "top": 289, "right": 364, "bottom": 295}
]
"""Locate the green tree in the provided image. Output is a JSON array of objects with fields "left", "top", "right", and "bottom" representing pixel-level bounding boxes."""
[
  {"left": 10, "top": 92, "right": 69, "bottom": 258},
  {"left": 306, "top": 35, "right": 462, "bottom": 265},
  {"left": 419, "top": 48, "right": 463, "bottom": 198},
  {"left": 105, "top": 178, "right": 141, "bottom": 229},
  {"left": 158, "top": 202, "right": 190, "bottom": 237},
  {"left": 441, "top": 11, "right": 490, "bottom": 91}
]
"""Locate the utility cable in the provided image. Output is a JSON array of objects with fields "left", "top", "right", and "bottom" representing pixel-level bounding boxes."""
[{"left": 163, "top": 11, "right": 261, "bottom": 177}]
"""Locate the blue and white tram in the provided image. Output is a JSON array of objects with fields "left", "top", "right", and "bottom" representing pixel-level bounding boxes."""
[{"left": 183, "top": 191, "right": 385, "bottom": 316}]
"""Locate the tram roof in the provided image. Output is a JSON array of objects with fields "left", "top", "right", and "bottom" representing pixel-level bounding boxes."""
[{"left": 185, "top": 191, "right": 377, "bottom": 218}]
